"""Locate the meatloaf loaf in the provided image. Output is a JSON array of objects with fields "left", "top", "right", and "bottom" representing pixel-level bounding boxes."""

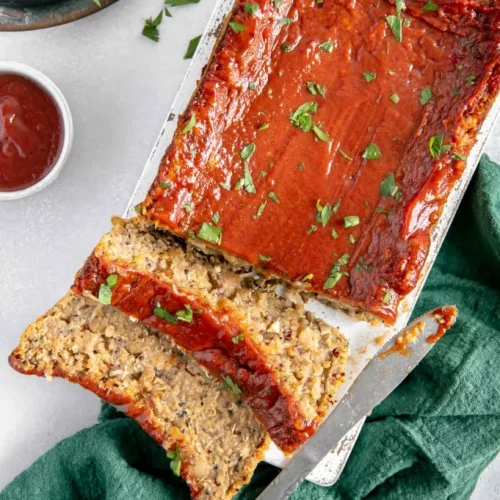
[
  {"left": 73, "top": 217, "right": 349, "bottom": 453},
  {"left": 141, "top": 0, "right": 500, "bottom": 324},
  {"left": 9, "top": 292, "right": 269, "bottom": 500}
]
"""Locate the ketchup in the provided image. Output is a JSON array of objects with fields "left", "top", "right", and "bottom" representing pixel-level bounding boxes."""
[{"left": 0, "top": 74, "right": 62, "bottom": 192}]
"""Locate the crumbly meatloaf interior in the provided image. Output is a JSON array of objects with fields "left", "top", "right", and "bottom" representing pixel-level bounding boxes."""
[
  {"left": 9, "top": 292, "right": 269, "bottom": 500},
  {"left": 74, "top": 217, "right": 348, "bottom": 452}
]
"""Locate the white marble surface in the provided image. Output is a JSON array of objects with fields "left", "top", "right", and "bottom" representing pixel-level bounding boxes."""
[{"left": 0, "top": 0, "right": 499, "bottom": 496}]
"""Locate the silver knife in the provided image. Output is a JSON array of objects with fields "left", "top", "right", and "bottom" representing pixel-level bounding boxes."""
[{"left": 257, "top": 305, "right": 457, "bottom": 500}]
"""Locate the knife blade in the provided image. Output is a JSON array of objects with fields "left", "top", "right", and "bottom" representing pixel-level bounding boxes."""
[{"left": 257, "top": 305, "right": 458, "bottom": 500}]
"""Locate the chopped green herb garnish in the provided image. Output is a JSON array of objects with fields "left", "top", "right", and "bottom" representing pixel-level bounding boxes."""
[
  {"left": 451, "top": 88, "right": 459, "bottom": 96},
  {"left": 268, "top": 192, "right": 279, "bottom": 203},
  {"left": 93, "top": 0, "right": 101, "bottom": 6},
  {"left": 419, "top": 87, "right": 433, "bottom": 105},
  {"left": 259, "top": 122, "right": 270, "bottom": 131},
  {"left": 142, "top": 11, "right": 163, "bottom": 43},
  {"left": 241, "top": 143, "right": 256, "bottom": 161},
  {"left": 316, "top": 200, "right": 333, "bottom": 227},
  {"left": 106, "top": 274, "right": 118, "bottom": 288},
  {"left": 331, "top": 228, "right": 338, "bottom": 239},
  {"left": 306, "top": 82, "right": 326, "bottom": 97},
  {"left": 383, "top": 289, "right": 392, "bottom": 304},
  {"left": 429, "top": 134, "right": 451, "bottom": 159},
  {"left": 452, "top": 152, "right": 467, "bottom": 161},
  {"left": 290, "top": 102, "right": 317, "bottom": 131},
  {"left": 248, "top": 81, "right": 256, "bottom": 90},
  {"left": 339, "top": 150, "right": 352, "bottom": 161},
  {"left": 160, "top": 181, "right": 171, "bottom": 189},
  {"left": 229, "top": 21, "right": 246, "bottom": 32},
  {"left": 245, "top": 2, "right": 259, "bottom": 14},
  {"left": 134, "top": 203, "right": 142, "bottom": 214},
  {"left": 259, "top": 171, "right": 267, "bottom": 179},
  {"left": 465, "top": 75, "right": 477, "bottom": 85},
  {"left": 175, "top": 304, "right": 193, "bottom": 323},
  {"left": 167, "top": 444, "right": 181, "bottom": 477},
  {"left": 386, "top": 15, "right": 402, "bottom": 43},
  {"left": 98, "top": 283, "right": 113, "bottom": 305},
  {"left": 184, "top": 35, "right": 201, "bottom": 59},
  {"left": 344, "top": 215, "right": 360, "bottom": 228},
  {"left": 232, "top": 333, "right": 245, "bottom": 344},
  {"left": 422, "top": 0, "right": 438, "bottom": 11},
  {"left": 362, "top": 143, "right": 381, "bottom": 160},
  {"left": 380, "top": 172, "right": 398, "bottom": 197},
  {"left": 220, "top": 182, "right": 230, "bottom": 190},
  {"left": 279, "top": 17, "right": 295, "bottom": 25},
  {"left": 182, "top": 113, "right": 196, "bottom": 134},
  {"left": 274, "top": 0, "right": 281, "bottom": 6},
  {"left": 302, "top": 273, "right": 314, "bottom": 281},
  {"left": 390, "top": 93, "right": 400, "bottom": 104},
  {"left": 183, "top": 202, "right": 193, "bottom": 212},
  {"left": 298, "top": 162, "right": 306, "bottom": 170},
  {"left": 223, "top": 375, "right": 242, "bottom": 395},
  {"left": 312, "top": 124, "right": 329, "bottom": 141},
  {"left": 324, "top": 253, "right": 350, "bottom": 290},
  {"left": 259, "top": 254, "right": 272, "bottom": 262},
  {"left": 187, "top": 230, "right": 196, "bottom": 239},
  {"left": 306, "top": 224, "right": 318, "bottom": 234},
  {"left": 242, "top": 163, "right": 257, "bottom": 193},
  {"left": 212, "top": 212, "right": 220, "bottom": 224},
  {"left": 253, "top": 201, "right": 267, "bottom": 219},
  {"left": 197, "top": 222, "right": 222, "bottom": 244},
  {"left": 396, "top": 0, "right": 406, "bottom": 15},
  {"left": 319, "top": 40, "right": 334, "bottom": 52},
  {"left": 154, "top": 303, "right": 178, "bottom": 323},
  {"left": 376, "top": 207, "right": 393, "bottom": 215},
  {"left": 281, "top": 44, "right": 293, "bottom": 52},
  {"left": 333, "top": 200, "right": 341, "bottom": 213},
  {"left": 349, "top": 234, "right": 356, "bottom": 244},
  {"left": 363, "top": 72, "right": 376, "bottom": 83}
]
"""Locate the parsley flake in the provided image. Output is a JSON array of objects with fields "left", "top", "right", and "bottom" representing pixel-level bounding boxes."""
[
  {"left": 197, "top": 222, "right": 222, "bottom": 244},
  {"left": 380, "top": 172, "right": 398, "bottom": 197},
  {"left": 339, "top": 150, "right": 352, "bottom": 161},
  {"left": 324, "top": 253, "right": 350, "bottom": 290},
  {"left": 268, "top": 192, "right": 279, "bottom": 203},
  {"left": 363, "top": 72, "right": 376, "bottom": 83},
  {"left": 242, "top": 163, "right": 257, "bottom": 193},
  {"left": 362, "top": 143, "right": 381, "bottom": 160},
  {"left": 229, "top": 21, "right": 246, "bottom": 32},
  {"left": 386, "top": 15, "right": 402, "bottom": 43},
  {"left": 160, "top": 181, "right": 171, "bottom": 189},
  {"left": 245, "top": 2, "right": 259, "bottom": 14},
  {"left": 344, "top": 215, "right": 359, "bottom": 228},
  {"left": 232, "top": 333, "right": 245, "bottom": 344},
  {"left": 142, "top": 11, "right": 163, "bottom": 43},
  {"left": 390, "top": 93, "right": 400, "bottom": 104},
  {"left": 429, "top": 134, "right": 451, "bottom": 159},
  {"left": 279, "top": 17, "right": 295, "bottom": 25},
  {"left": 259, "top": 122, "right": 270, "bottom": 130},
  {"left": 419, "top": 87, "right": 433, "bottom": 105},
  {"left": 253, "top": 201, "right": 267, "bottom": 219},
  {"left": 223, "top": 375, "right": 242, "bottom": 395},
  {"left": 167, "top": 444, "right": 181, "bottom": 477},
  {"left": 154, "top": 303, "right": 178, "bottom": 323},
  {"left": 182, "top": 113, "right": 196, "bottom": 134},
  {"left": 184, "top": 35, "right": 201, "bottom": 59},
  {"left": 241, "top": 143, "right": 256, "bottom": 161},
  {"left": 316, "top": 200, "right": 333, "bottom": 227},
  {"left": 259, "top": 254, "right": 272, "bottom": 262},
  {"left": 422, "top": 0, "right": 438, "bottom": 10},
  {"left": 319, "top": 40, "right": 334, "bottom": 52}
]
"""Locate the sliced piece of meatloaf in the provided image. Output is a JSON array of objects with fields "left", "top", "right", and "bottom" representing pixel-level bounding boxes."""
[
  {"left": 73, "top": 217, "right": 349, "bottom": 453},
  {"left": 9, "top": 292, "right": 269, "bottom": 500}
]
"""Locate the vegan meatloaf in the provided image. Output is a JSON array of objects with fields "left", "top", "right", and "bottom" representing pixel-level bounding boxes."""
[
  {"left": 140, "top": 0, "right": 500, "bottom": 323},
  {"left": 9, "top": 292, "right": 269, "bottom": 500},
  {"left": 73, "top": 217, "right": 349, "bottom": 453}
]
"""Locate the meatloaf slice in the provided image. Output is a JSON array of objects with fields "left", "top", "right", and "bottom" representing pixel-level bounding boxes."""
[
  {"left": 73, "top": 217, "right": 348, "bottom": 453},
  {"left": 9, "top": 292, "right": 269, "bottom": 500}
]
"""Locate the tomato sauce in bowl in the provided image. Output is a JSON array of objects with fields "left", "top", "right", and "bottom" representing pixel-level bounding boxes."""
[{"left": 0, "top": 74, "right": 62, "bottom": 192}]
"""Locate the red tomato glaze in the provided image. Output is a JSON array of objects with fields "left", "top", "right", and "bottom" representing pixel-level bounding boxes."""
[{"left": 0, "top": 74, "right": 62, "bottom": 192}]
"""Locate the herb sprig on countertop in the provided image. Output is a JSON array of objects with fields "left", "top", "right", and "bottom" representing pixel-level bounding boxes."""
[{"left": 142, "top": 0, "right": 201, "bottom": 47}]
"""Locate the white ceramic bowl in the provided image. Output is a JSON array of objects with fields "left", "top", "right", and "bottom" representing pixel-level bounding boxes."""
[{"left": 0, "top": 61, "right": 73, "bottom": 201}]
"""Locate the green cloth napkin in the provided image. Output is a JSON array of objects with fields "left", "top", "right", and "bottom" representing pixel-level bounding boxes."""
[{"left": 3, "top": 155, "right": 500, "bottom": 500}]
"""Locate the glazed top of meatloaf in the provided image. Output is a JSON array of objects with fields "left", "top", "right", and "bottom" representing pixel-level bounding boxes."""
[{"left": 141, "top": 0, "right": 500, "bottom": 323}]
